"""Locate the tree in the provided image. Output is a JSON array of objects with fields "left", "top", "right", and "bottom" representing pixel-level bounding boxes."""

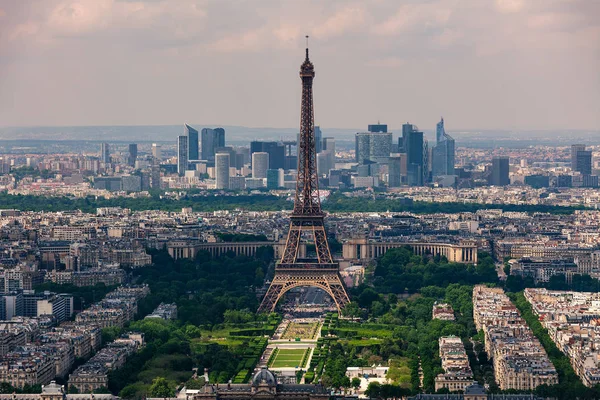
[
  {"left": 342, "top": 302, "right": 361, "bottom": 319},
  {"left": 148, "top": 377, "right": 174, "bottom": 398},
  {"left": 365, "top": 381, "right": 381, "bottom": 399},
  {"left": 351, "top": 377, "right": 361, "bottom": 391}
]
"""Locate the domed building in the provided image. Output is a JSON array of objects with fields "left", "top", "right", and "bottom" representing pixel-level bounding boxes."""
[{"left": 190, "top": 368, "right": 329, "bottom": 400}]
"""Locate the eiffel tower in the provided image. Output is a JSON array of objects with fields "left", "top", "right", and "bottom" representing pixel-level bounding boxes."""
[{"left": 258, "top": 43, "right": 350, "bottom": 314}]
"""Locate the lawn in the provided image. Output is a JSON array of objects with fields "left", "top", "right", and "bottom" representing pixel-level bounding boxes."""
[
  {"left": 269, "top": 348, "right": 310, "bottom": 368},
  {"left": 281, "top": 322, "right": 320, "bottom": 340}
]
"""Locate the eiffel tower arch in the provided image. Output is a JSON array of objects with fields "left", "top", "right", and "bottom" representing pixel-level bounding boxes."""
[{"left": 258, "top": 44, "right": 350, "bottom": 314}]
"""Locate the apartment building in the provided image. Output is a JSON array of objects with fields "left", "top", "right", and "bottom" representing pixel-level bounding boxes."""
[
  {"left": 435, "top": 336, "right": 474, "bottom": 392},
  {"left": 472, "top": 286, "right": 558, "bottom": 390}
]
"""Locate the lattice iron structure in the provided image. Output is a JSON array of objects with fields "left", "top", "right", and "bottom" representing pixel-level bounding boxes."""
[{"left": 258, "top": 46, "right": 350, "bottom": 314}]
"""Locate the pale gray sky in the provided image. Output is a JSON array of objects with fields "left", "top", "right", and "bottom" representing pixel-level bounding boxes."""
[{"left": 0, "top": 0, "right": 599, "bottom": 130}]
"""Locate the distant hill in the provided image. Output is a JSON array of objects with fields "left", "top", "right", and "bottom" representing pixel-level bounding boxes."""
[{"left": 0, "top": 125, "right": 597, "bottom": 147}]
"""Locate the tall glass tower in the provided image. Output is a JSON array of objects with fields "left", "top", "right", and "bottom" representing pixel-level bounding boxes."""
[
  {"left": 201, "top": 128, "right": 226, "bottom": 161},
  {"left": 432, "top": 117, "right": 455, "bottom": 177},
  {"left": 184, "top": 124, "right": 199, "bottom": 161}
]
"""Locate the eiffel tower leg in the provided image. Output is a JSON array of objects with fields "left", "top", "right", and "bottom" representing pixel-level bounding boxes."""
[
  {"left": 258, "top": 280, "right": 284, "bottom": 313},
  {"left": 313, "top": 226, "right": 333, "bottom": 264},
  {"left": 281, "top": 221, "right": 302, "bottom": 264},
  {"left": 326, "top": 275, "right": 351, "bottom": 311}
]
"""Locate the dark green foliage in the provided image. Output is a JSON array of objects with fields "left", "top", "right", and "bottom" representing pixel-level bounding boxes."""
[
  {"left": 112, "top": 249, "right": 274, "bottom": 398},
  {"left": 139, "top": 248, "right": 272, "bottom": 326},
  {"left": 369, "top": 247, "right": 497, "bottom": 293},
  {"left": 34, "top": 282, "right": 117, "bottom": 312},
  {"left": 0, "top": 383, "right": 42, "bottom": 394},
  {"left": 0, "top": 191, "right": 583, "bottom": 214},
  {"left": 323, "top": 192, "right": 584, "bottom": 214}
]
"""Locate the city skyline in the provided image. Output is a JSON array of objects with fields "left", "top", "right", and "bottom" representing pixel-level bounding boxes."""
[{"left": 0, "top": 0, "right": 599, "bottom": 130}]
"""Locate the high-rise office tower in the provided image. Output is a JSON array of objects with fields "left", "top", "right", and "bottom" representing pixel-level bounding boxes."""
[
  {"left": 355, "top": 128, "right": 392, "bottom": 165},
  {"left": 317, "top": 151, "right": 333, "bottom": 176},
  {"left": 399, "top": 123, "right": 416, "bottom": 153},
  {"left": 151, "top": 143, "right": 162, "bottom": 160},
  {"left": 571, "top": 144, "right": 586, "bottom": 170},
  {"left": 128, "top": 144, "right": 138, "bottom": 167},
  {"left": 355, "top": 133, "right": 371, "bottom": 164},
  {"left": 369, "top": 132, "right": 392, "bottom": 164},
  {"left": 402, "top": 123, "right": 424, "bottom": 186},
  {"left": 151, "top": 160, "right": 160, "bottom": 189},
  {"left": 432, "top": 117, "right": 456, "bottom": 177},
  {"left": 184, "top": 124, "right": 199, "bottom": 161},
  {"left": 177, "top": 135, "right": 188, "bottom": 176},
  {"left": 388, "top": 154, "right": 406, "bottom": 187},
  {"left": 423, "top": 139, "right": 430, "bottom": 183},
  {"left": 367, "top": 124, "right": 388, "bottom": 133},
  {"left": 491, "top": 156, "right": 510, "bottom": 186},
  {"left": 322, "top": 137, "right": 335, "bottom": 154},
  {"left": 215, "top": 147, "right": 237, "bottom": 169},
  {"left": 576, "top": 150, "right": 592, "bottom": 175},
  {"left": 215, "top": 152, "right": 230, "bottom": 189},
  {"left": 252, "top": 152, "right": 269, "bottom": 179},
  {"left": 266, "top": 169, "right": 284, "bottom": 190},
  {"left": 322, "top": 137, "right": 335, "bottom": 174},
  {"left": 314, "top": 126, "right": 323, "bottom": 154},
  {"left": 250, "top": 141, "right": 285, "bottom": 169},
  {"left": 571, "top": 144, "right": 592, "bottom": 175},
  {"left": 201, "top": 128, "right": 226, "bottom": 161},
  {"left": 100, "top": 143, "right": 110, "bottom": 164}
]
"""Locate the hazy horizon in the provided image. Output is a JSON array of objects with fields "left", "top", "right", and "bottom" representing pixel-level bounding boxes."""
[{"left": 1, "top": 0, "right": 599, "bottom": 130}]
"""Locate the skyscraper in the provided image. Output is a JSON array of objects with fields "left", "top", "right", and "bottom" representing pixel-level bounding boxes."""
[
  {"left": 215, "top": 152, "right": 230, "bottom": 189},
  {"left": 432, "top": 117, "right": 456, "bottom": 177},
  {"left": 127, "top": 144, "right": 138, "bottom": 167},
  {"left": 177, "top": 135, "right": 188, "bottom": 176},
  {"left": 314, "top": 126, "right": 323, "bottom": 154},
  {"left": 402, "top": 123, "right": 424, "bottom": 186},
  {"left": 355, "top": 133, "right": 371, "bottom": 164},
  {"left": 201, "top": 128, "right": 226, "bottom": 161},
  {"left": 184, "top": 124, "right": 199, "bottom": 161},
  {"left": 151, "top": 159, "right": 160, "bottom": 189},
  {"left": 266, "top": 169, "right": 284, "bottom": 189},
  {"left": 100, "top": 143, "right": 110, "bottom": 164},
  {"left": 491, "top": 156, "right": 510, "bottom": 186},
  {"left": 576, "top": 150, "right": 592, "bottom": 175},
  {"left": 355, "top": 128, "right": 392, "bottom": 165},
  {"left": 321, "top": 137, "right": 335, "bottom": 175},
  {"left": 252, "top": 152, "right": 269, "bottom": 179},
  {"left": 250, "top": 141, "right": 285, "bottom": 170},
  {"left": 367, "top": 124, "right": 388, "bottom": 133},
  {"left": 151, "top": 143, "right": 162, "bottom": 160},
  {"left": 571, "top": 144, "right": 592, "bottom": 175},
  {"left": 317, "top": 151, "right": 333, "bottom": 176},
  {"left": 571, "top": 144, "right": 586, "bottom": 169},
  {"left": 388, "top": 154, "right": 406, "bottom": 187}
]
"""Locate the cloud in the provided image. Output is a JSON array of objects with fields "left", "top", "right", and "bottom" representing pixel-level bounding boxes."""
[
  {"left": 46, "top": 0, "right": 113, "bottom": 35},
  {"left": 8, "top": 22, "right": 40, "bottom": 41},
  {"left": 0, "top": 0, "right": 598, "bottom": 129},
  {"left": 376, "top": 3, "right": 451, "bottom": 36},
  {"left": 494, "top": 0, "right": 524, "bottom": 14},
  {"left": 209, "top": 28, "right": 266, "bottom": 53},
  {"left": 312, "top": 6, "right": 367, "bottom": 39},
  {"left": 366, "top": 57, "right": 405, "bottom": 68}
]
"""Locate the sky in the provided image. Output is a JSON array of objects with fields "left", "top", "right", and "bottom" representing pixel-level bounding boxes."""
[{"left": 0, "top": 0, "right": 599, "bottom": 131}]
